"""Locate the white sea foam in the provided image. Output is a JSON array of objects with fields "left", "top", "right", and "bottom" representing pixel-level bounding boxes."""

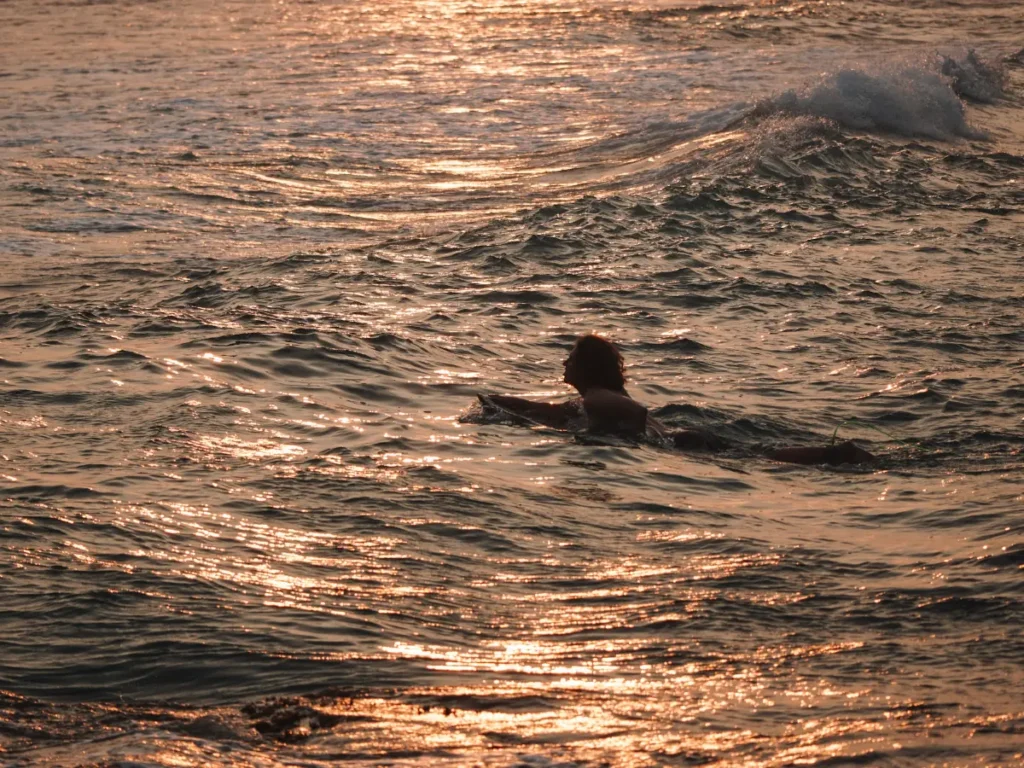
[{"left": 765, "top": 51, "right": 1004, "bottom": 140}]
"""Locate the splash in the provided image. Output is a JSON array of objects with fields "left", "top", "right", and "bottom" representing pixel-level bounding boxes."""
[
  {"left": 762, "top": 51, "right": 1005, "bottom": 140},
  {"left": 940, "top": 48, "right": 1007, "bottom": 103}
]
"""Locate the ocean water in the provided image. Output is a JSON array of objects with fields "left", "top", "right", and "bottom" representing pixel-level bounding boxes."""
[{"left": 1, "top": 0, "right": 1022, "bottom": 765}]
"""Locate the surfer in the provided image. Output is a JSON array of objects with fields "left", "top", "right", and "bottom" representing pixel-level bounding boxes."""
[{"left": 479, "top": 333, "right": 875, "bottom": 466}]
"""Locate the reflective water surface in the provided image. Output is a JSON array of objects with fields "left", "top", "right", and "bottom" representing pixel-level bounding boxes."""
[{"left": 1, "top": 0, "right": 1022, "bottom": 765}]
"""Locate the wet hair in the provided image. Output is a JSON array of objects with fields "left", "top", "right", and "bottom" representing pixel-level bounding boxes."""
[{"left": 569, "top": 334, "right": 626, "bottom": 393}]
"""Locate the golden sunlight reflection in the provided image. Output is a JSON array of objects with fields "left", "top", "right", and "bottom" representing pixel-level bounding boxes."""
[
  {"left": 305, "top": 639, "right": 878, "bottom": 763},
  {"left": 191, "top": 433, "right": 307, "bottom": 462},
  {"left": 107, "top": 502, "right": 408, "bottom": 617}
]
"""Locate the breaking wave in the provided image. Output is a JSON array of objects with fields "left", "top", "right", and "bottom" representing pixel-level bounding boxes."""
[{"left": 760, "top": 50, "right": 1006, "bottom": 140}]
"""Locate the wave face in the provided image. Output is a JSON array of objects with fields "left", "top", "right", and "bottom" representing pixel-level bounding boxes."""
[{"left": 1, "top": 0, "right": 1023, "bottom": 766}]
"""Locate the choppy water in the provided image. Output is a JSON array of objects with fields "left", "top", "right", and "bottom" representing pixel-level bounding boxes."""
[{"left": 2, "top": 1, "right": 1023, "bottom": 765}]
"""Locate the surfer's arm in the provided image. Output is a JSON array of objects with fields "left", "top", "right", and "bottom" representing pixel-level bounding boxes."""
[
  {"left": 767, "top": 441, "right": 875, "bottom": 466},
  {"left": 479, "top": 394, "right": 577, "bottom": 428},
  {"left": 581, "top": 388, "right": 648, "bottom": 434}
]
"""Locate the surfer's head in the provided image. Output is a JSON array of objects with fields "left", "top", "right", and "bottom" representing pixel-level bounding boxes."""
[{"left": 564, "top": 334, "right": 626, "bottom": 394}]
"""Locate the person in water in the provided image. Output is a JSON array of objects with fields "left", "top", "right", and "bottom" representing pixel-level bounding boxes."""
[{"left": 480, "top": 333, "right": 875, "bottom": 466}]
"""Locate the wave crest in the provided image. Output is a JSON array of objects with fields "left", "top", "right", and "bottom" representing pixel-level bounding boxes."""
[{"left": 760, "top": 51, "right": 1006, "bottom": 140}]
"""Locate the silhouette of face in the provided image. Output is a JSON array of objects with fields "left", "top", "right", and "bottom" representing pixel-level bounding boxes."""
[{"left": 563, "top": 349, "right": 581, "bottom": 390}]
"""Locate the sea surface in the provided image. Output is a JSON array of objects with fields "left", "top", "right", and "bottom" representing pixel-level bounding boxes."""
[{"left": 1, "top": 1, "right": 1022, "bottom": 765}]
